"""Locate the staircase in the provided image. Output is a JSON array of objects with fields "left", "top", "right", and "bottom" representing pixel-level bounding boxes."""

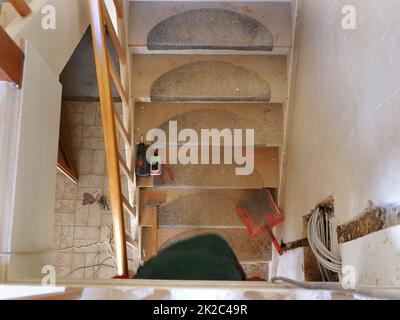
[
  {"left": 129, "top": 1, "right": 292, "bottom": 279},
  {"left": 89, "top": 0, "right": 291, "bottom": 278}
]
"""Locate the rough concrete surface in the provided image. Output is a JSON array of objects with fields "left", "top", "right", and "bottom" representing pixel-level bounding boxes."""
[
  {"left": 135, "top": 102, "right": 283, "bottom": 147},
  {"left": 156, "top": 189, "right": 279, "bottom": 227},
  {"left": 150, "top": 60, "right": 271, "bottom": 102},
  {"left": 147, "top": 9, "right": 273, "bottom": 51}
]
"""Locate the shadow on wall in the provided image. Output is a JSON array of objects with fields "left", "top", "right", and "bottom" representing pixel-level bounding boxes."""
[{"left": 60, "top": 27, "right": 120, "bottom": 101}]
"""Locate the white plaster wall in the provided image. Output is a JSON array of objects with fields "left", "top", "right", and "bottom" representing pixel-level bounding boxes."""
[
  {"left": 6, "top": 0, "right": 90, "bottom": 76},
  {"left": 282, "top": 0, "right": 400, "bottom": 242},
  {"left": 0, "top": 0, "right": 90, "bottom": 280},
  {"left": 341, "top": 225, "right": 400, "bottom": 287},
  {"left": 6, "top": 42, "right": 62, "bottom": 280},
  {"left": 0, "top": 83, "right": 21, "bottom": 282}
]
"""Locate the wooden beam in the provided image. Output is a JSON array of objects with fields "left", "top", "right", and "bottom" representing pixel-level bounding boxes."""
[
  {"left": 151, "top": 207, "right": 158, "bottom": 256},
  {"left": 125, "top": 233, "right": 137, "bottom": 248},
  {"left": 9, "top": 0, "right": 32, "bottom": 17},
  {"left": 88, "top": 0, "right": 128, "bottom": 277},
  {"left": 113, "top": 105, "right": 131, "bottom": 148},
  {"left": 100, "top": 0, "right": 126, "bottom": 65},
  {"left": 122, "top": 195, "right": 136, "bottom": 217},
  {"left": 119, "top": 153, "right": 134, "bottom": 184},
  {"left": 108, "top": 51, "right": 128, "bottom": 105},
  {"left": 113, "top": 0, "right": 123, "bottom": 18},
  {"left": 0, "top": 26, "right": 24, "bottom": 86}
]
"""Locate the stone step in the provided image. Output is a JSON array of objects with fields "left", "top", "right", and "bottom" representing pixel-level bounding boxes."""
[
  {"left": 135, "top": 102, "right": 283, "bottom": 147},
  {"left": 128, "top": 1, "right": 292, "bottom": 55},
  {"left": 139, "top": 188, "right": 278, "bottom": 228},
  {"left": 137, "top": 147, "right": 279, "bottom": 188},
  {"left": 132, "top": 54, "right": 287, "bottom": 103}
]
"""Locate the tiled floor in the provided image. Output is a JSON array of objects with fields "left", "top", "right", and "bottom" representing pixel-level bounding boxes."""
[{"left": 52, "top": 101, "right": 131, "bottom": 280}]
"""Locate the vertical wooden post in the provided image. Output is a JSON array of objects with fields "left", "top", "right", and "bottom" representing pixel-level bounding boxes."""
[
  {"left": 88, "top": 0, "right": 128, "bottom": 277},
  {"left": 0, "top": 26, "right": 24, "bottom": 87}
]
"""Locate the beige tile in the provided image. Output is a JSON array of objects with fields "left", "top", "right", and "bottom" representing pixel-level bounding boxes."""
[
  {"left": 75, "top": 201, "right": 89, "bottom": 226},
  {"left": 79, "top": 175, "right": 103, "bottom": 188},
  {"left": 82, "top": 126, "right": 103, "bottom": 138},
  {"left": 84, "top": 253, "right": 101, "bottom": 278},
  {"left": 55, "top": 200, "right": 75, "bottom": 213},
  {"left": 62, "top": 112, "right": 84, "bottom": 126},
  {"left": 83, "top": 106, "right": 97, "bottom": 125},
  {"left": 95, "top": 110, "right": 103, "bottom": 125},
  {"left": 70, "top": 254, "right": 85, "bottom": 279},
  {"left": 95, "top": 253, "right": 115, "bottom": 279},
  {"left": 77, "top": 188, "right": 100, "bottom": 203},
  {"left": 81, "top": 137, "right": 104, "bottom": 150},
  {"left": 78, "top": 149, "right": 93, "bottom": 175},
  {"left": 75, "top": 226, "right": 101, "bottom": 241},
  {"left": 54, "top": 212, "right": 75, "bottom": 226},
  {"left": 101, "top": 212, "right": 113, "bottom": 226},
  {"left": 92, "top": 150, "right": 105, "bottom": 174},
  {"left": 52, "top": 252, "right": 72, "bottom": 266},
  {"left": 55, "top": 265, "right": 72, "bottom": 279},
  {"left": 88, "top": 204, "right": 102, "bottom": 227},
  {"left": 73, "top": 240, "right": 101, "bottom": 253},
  {"left": 59, "top": 226, "right": 74, "bottom": 249},
  {"left": 55, "top": 174, "right": 65, "bottom": 200},
  {"left": 64, "top": 180, "right": 78, "bottom": 200},
  {"left": 63, "top": 126, "right": 82, "bottom": 150},
  {"left": 53, "top": 225, "right": 61, "bottom": 249}
]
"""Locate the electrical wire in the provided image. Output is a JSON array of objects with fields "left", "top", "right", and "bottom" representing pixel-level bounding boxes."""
[{"left": 307, "top": 207, "right": 342, "bottom": 277}]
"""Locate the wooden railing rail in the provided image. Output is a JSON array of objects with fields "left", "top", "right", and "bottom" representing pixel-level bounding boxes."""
[
  {"left": 9, "top": 0, "right": 32, "bottom": 17},
  {"left": 88, "top": 0, "right": 134, "bottom": 277},
  {"left": 0, "top": 25, "right": 24, "bottom": 86}
]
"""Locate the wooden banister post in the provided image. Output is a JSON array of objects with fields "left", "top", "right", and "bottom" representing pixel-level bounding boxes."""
[
  {"left": 0, "top": 26, "right": 24, "bottom": 87},
  {"left": 88, "top": 0, "right": 128, "bottom": 277},
  {"left": 9, "top": 0, "right": 32, "bottom": 17}
]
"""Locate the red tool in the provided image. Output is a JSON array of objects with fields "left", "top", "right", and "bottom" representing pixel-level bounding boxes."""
[
  {"left": 157, "top": 163, "right": 175, "bottom": 185},
  {"left": 237, "top": 190, "right": 285, "bottom": 255}
]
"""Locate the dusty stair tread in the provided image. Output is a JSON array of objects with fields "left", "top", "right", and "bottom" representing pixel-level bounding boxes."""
[
  {"left": 132, "top": 55, "right": 287, "bottom": 103},
  {"left": 128, "top": 1, "right": 292, "bottom": 55},
  {"left": 135, "top": 102, "right": 283, "bottom": 147},
  {"left": 139, "top": 188, "right": 278, "bottom": 228},
  {"left": 137, "top": 147, "right": 279, "bottom": 189},
  {"left": 156, "top": 227, "right": 272, "bottom": 262},
  {"left": 241, "top": 262, "right": 269, "bottom": 280}
]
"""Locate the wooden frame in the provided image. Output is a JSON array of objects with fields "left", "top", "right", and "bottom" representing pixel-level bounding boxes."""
[
  {"left": 0, "top": 26, "right": 25, "bottom": 86},
  {"left": 9, "top": 0, "right": 32, "bottom": 17}
]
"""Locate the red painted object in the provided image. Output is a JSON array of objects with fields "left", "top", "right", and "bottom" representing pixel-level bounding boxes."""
[
  {"left": 157, "top": 163, "right": 175, "bottom": 185},
  {"left": 237, "top": 190, "right": 285, "bottom": 255}
]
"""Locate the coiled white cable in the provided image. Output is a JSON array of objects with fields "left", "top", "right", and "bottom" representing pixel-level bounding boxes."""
[{"left": 307, "top": 207, "right": 342, "bottom": 274}]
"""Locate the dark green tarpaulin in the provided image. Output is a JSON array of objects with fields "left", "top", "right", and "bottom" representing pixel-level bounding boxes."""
[{"left": 135, "top": 234, "right": 246, "bottom": 281}]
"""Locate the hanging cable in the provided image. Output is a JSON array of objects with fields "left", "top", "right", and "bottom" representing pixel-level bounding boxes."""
[{"left": 307, "top": 207, "right": 342, "bottom": 278}]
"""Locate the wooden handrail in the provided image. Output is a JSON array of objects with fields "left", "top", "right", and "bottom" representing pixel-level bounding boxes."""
[
  {"left": 9, "top": 0, "right": 32, "bottom": 17},
  {"left": 88, "top": 0, "right": 128, "bottom": 277},
  {"left": 0, "top": 26, "right": 25, "bottom": 87}
]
